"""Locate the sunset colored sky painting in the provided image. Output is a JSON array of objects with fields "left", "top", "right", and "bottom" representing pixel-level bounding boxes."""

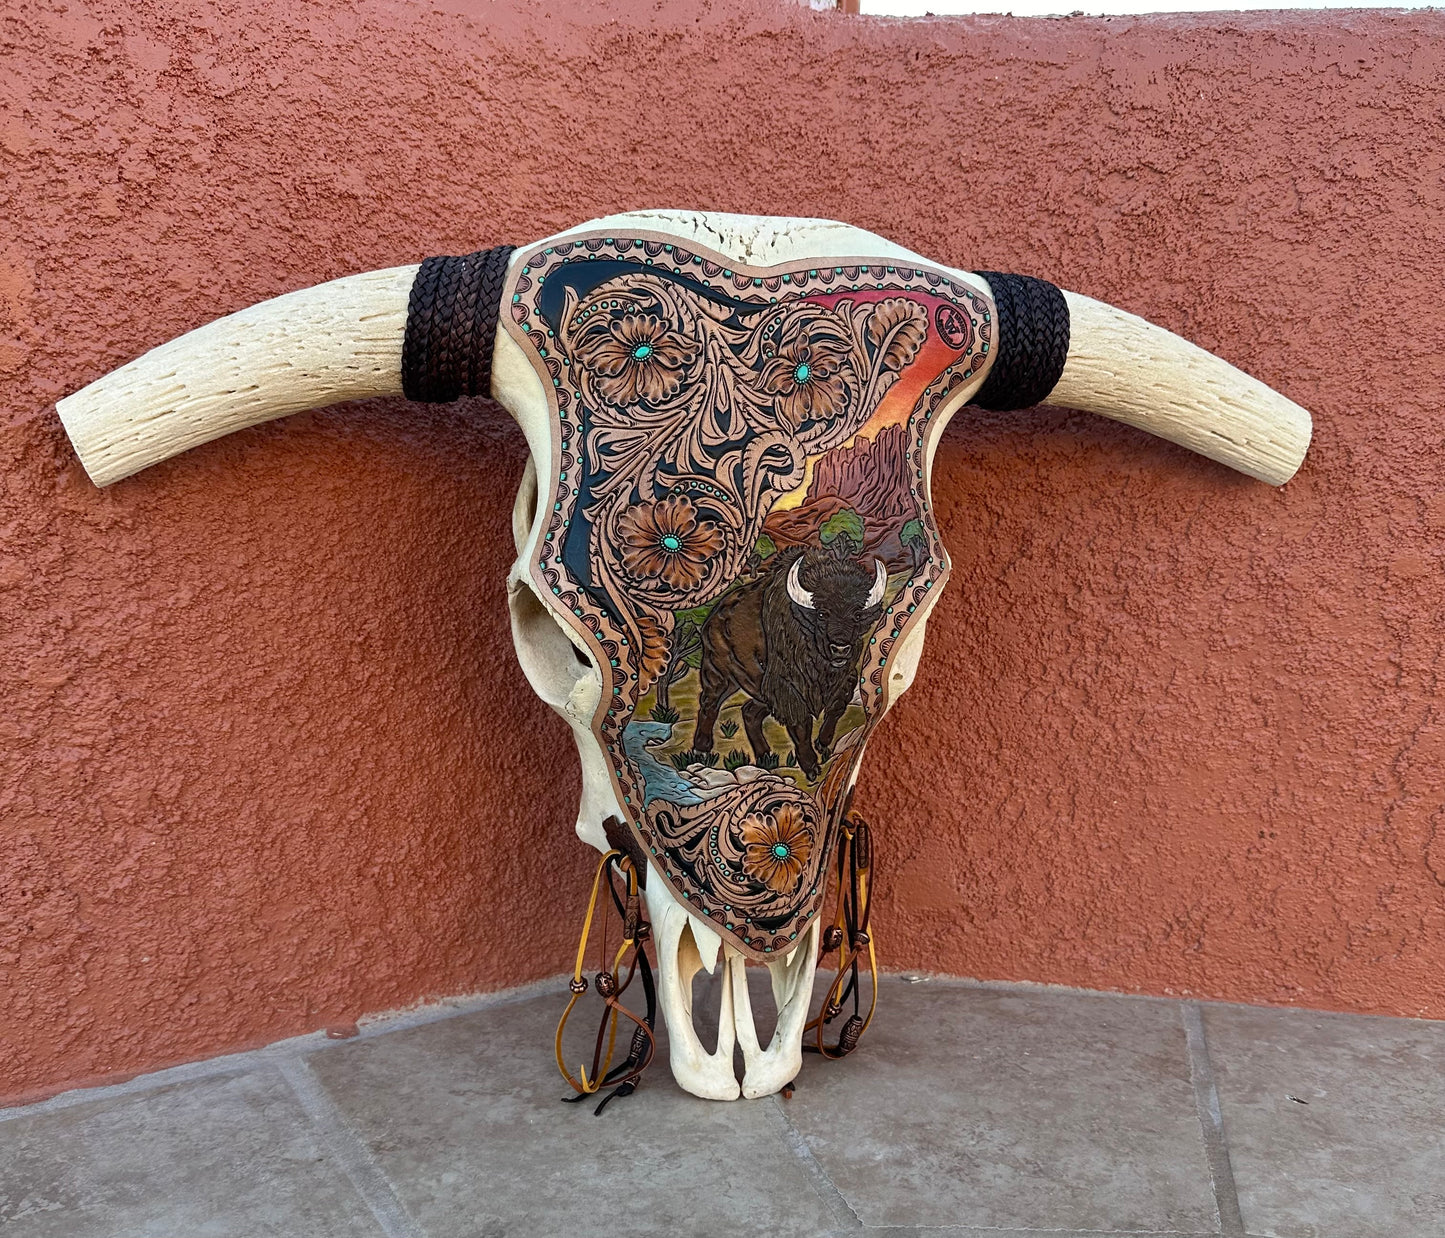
[{"left": 770, "top": 288, "right": 973, "bottom": 512}]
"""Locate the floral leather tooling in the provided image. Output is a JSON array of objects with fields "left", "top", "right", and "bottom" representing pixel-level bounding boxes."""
[{"left": 506, "top": 232, "right": 994, "bottom": 959}]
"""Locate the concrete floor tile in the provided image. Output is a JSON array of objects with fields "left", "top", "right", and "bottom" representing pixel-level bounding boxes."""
[
  {"left": 779, "top": 979, "right": 1217, "bottom": 1232},
  {"left": 0, "top": 1068, "right": 386, "bottom": 1238},
  {"left": 307, "top": 988, "right": 839, "bottom": 1238},
  {"left": 1204, "top": 1001, "right": 1445, "bottom": 1238}
]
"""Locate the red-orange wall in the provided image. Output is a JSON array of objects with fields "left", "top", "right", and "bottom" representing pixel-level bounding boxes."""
[{"left": 4, "top": 0, "right": 1443, "bottom": 1105}]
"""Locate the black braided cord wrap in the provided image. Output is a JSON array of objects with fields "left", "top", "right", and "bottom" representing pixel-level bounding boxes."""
[
  {"left": 402, "top": 245, "right": 516, "bottom": 403},
  {"left": 971, "top": 272, "right": 1071, "bottom": 411}
]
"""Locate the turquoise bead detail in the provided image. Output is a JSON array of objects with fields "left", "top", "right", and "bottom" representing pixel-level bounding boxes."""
[
  {"left": 772, "top": 843, "right": 791, "bottom": 860},
  {"left": 661, "top": 534, "right": 682, "bottom": 553},
  {"left": 633, "top": 343, "right": 653, "bottom": 360},
  {"left": 794, "top": 363, "right": 811, "bottom": 383}
]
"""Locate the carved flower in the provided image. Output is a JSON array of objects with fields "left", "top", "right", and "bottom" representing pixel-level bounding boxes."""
[
  {"left": 740, "top": 804, "right": 814, "bottom": 894},
  {"left": 759, "top": 312, "right": 855, "bottom": 430},
  {"left": 617, "top": 496, "right": 724, "bottom": 592},
  {"left": 576, "top": 313, "right": 698, "bottom": 407}
]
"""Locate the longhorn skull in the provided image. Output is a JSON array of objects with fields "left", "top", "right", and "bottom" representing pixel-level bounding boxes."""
[{"left": 54, "top": 210, "right": 1312, "bottom": 1102}]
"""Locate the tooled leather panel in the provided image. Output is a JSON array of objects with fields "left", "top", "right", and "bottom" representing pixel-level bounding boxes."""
[{"left": 505, "top": 232, "right": 993, "bottom": 960}]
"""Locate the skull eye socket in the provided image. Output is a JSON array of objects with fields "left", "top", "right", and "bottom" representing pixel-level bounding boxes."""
[{"left": 508, "top": 580, "right": 596, "bottom": 707}]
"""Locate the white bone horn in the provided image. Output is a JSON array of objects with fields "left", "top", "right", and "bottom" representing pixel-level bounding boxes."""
[
  {"left": 55, "top": 267, "right": 420, "bottom": 488},
  {"left": 866, "top": 558, "right": 887, "bottom": 609},
  {"left": 52, "top": 244, "right": 1311, "bottom": 492},
  {"left": 1045, "top": 291, "right": 1311, "bottom": 486},
  {"left": 786, "top": 557, "right": 814, "bottom": 609}
]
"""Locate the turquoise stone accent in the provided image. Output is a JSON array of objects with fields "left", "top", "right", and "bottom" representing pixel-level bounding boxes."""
[
  {"left": 661, "top": 534, "right": 682, "bottom": 552},
  {"left": 633, "top": 343, "right": 653, "bottom": 360},
  {"left": 794, "top": 363, "right": 811, "bottom": 383},
  {"left": 772, "top": 843, "right": 790, "bottom": 860}
]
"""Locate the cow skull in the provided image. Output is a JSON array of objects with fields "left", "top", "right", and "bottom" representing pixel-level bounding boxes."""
[{"left": 54, "top": 210, "right": 1313, "bottom": 1103}]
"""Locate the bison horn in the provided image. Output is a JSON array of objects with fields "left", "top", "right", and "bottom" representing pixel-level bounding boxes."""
[
  {"left": 786, "top": 557, "right": 815, "bottom": 610},
  {"left": 866, "top": 558, "right": 887, "bottom": 609}
]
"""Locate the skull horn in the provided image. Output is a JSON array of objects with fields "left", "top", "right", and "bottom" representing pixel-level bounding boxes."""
[
  {"left": 53, "top": 222, "right": 1311, "bottom": 489},
  {"left": 866, "top": 558, "right": 888, "bottom": 609},
  {"left": 1048, "top": 290, "right": 1309, "bottom": 486},
  {"left": 786, "top": 557, "right": 815, "bottom": 610},
  {"left": 56, "top": 266, "right": 421, "bottom": 488}
]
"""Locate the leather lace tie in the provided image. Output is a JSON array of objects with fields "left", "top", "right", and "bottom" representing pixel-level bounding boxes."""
[
  {"left": 555, "top": 847, "right": 657, "bottom": 1115},
  {"left": 805, "top": 813, "right": 878, "bottom": 1060}
]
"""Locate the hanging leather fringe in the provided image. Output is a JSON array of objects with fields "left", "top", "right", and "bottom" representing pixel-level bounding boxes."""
[
  {"left": 555, "top": 849, "right": 657, "bottom": 1114},
  {"left": 805, "top": 813, "right": 878, "bottom": 1060}
]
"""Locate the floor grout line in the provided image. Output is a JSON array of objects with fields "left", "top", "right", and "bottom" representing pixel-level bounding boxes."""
[
  {"left": 765, "top": 1092, "right": 863, "bottom": 1233},
  {"left": 276, "top": 1056, "right": 424, "bottom": 1238},
  {"left": 1180, "top": 1000, "right": 1246, "bottom": 1238}
]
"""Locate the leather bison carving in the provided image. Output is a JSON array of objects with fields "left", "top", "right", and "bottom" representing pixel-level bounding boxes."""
[
  {"left": 696, "top": 548, "right": 888, "bottom": 781},
  {"left": 54, "top": 210, "right": 1312, "bottom": 1104}
]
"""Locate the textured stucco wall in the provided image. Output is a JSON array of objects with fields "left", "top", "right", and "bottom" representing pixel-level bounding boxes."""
[{"left": 3, "top": 0, "right": 1443, "bottom": 1105}]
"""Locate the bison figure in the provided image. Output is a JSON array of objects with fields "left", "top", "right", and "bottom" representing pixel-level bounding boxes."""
[{"left": 693, "top": 547, "right": 889, "bottom": 779}]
